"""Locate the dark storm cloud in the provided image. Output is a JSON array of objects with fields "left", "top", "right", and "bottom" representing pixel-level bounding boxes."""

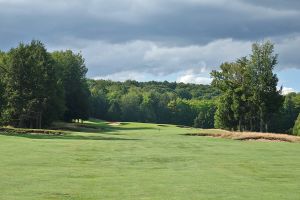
[
  {"left": 0, "top": 0, "right": 300, "bottom": 79},
  {"left": 1, "top": 0, "right": 299, "bottom": 46}
]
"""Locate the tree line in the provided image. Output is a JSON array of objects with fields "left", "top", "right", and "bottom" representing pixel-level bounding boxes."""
[
  {"left": 0, "top": 40, "right": 299, "bottom": 135},
  {"left": 88, "top": 79, "right": 218, "bottom": 128}
]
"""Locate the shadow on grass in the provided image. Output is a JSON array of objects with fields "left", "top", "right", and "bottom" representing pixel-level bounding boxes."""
[
  {"left": 0, "top": 133, "right": 140, "bottom": 141},
  {"left": 52, "top": 120, "right": 156, "bottom": 135},
  {"left": 0, "top": 119, "right": 153, "bottom": 141}
]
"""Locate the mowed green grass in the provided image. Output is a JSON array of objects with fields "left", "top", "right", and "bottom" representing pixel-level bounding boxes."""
[{"left": 0, "top": 120, "right": 300, "bottom": 200}]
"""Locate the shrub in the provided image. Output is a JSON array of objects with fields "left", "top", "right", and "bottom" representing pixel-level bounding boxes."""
[
  {"left": 194, "top": 108, "right": 215, "bottom": 129},
  {"left": 293, "top": 113, "right": 300, "bottom": 135}
]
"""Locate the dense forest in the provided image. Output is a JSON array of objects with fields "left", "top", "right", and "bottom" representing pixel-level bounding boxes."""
[
  {"left": 88, "top": 80, "right": 219, "bottom": 127},
  {"left": 0, "top": 40, "right": 299, "bottom": 134}
]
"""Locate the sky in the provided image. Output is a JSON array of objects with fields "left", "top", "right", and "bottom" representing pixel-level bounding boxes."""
[{"left": 0, "top": 0, "right": 299, "bottom": 93}]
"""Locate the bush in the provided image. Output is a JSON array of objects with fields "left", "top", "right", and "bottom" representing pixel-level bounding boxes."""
[
  {"left": 293, "top": 114, "right": 300, "bottom": 135},
  {"left": 194, "top": 108, "right": 215, "bottom": 129}
]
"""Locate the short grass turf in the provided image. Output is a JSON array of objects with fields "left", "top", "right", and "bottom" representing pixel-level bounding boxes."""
[{"left": 0, "top": 120, "right": 300, "bottom": 200}]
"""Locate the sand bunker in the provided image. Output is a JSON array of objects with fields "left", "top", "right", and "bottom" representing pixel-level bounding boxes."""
[
  {"left": 187, "top": 131, "right": 300, "bottom": 143},
  {"left": 108, "top": 122, "right": 121, "bottom": 126}
]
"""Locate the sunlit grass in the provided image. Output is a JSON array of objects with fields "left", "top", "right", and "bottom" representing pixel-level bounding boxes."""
[{"left": 0, "top": 120, "right": 299, "bottom": 200}]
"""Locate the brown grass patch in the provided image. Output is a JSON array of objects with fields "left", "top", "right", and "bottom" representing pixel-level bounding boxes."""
[
  {"left": 108, "top": 122, "right": 121, "bottom": 126},
  {"left": 0, "top": 127, "right": 64, "bottom": 136},
  {"left": 187, "top": 131, "right": 300, "bottom": 143}
]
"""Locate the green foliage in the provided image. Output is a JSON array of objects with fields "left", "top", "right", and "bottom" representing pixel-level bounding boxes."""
[
  {"left": 214, "top": 93, "right": 236, "bottom": 130},
  {"left": 120, "top": 89, "right": 143, "bottom": 121},
  {"left": 0, "top": 41, "right": 91, "bottom": 128},
  {"left": 140, "top": 92, "right": 158, "bottom": 122},
  {"left": 211, "top": 42, "right": 283, "bottom": 132},
  {"left": 89, "top": 89, "right": 108, "bottom": 119},
  {"left": 107, "top": 100, "right": 122, "bottom": 121},
  {"left": 175, "top": 88, "right": 192, "bottom": 99},
  {"left": 293, "top": 113, "right": 300, "bottom": 135},
  {"left": 193, "top": 103, "right": 216, "bottom": 129},
  {"left": 1, "top": 41, "right": 64, "bottom": 127},
  {"left": 270, "top": 93, "right": 300, "bottom": 133},
  {"left": 168, "top": 98, "right": 194, "bottom": 126},
  {"left": 0, "top": 82, "right": 4, "bottom": 125},
  {"left": 52, "top": 50, "right": 90, "bottom": 121},
  {"left": 250, "top": 42, "right": 283, "bottom": 132},
  {"left": 88, "top": 80, "right": 219, "bottom": 126},
  {"left": 0, "top": 52, "right": 5, "bottom": 124}
]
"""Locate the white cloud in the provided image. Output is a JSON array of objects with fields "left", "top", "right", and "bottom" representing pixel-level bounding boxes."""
[
  {"left": 49, "top": 35, "right": 300, "bottom": 77},
  {"left": 142, "top": 38, "right": 252, "bottom": 75},
  {"left": 93, "top": 71, "right": 147, "bottom": 82},
  {"left": 281, "top": 87, "right": 296, "bottom": 95},
  {"left": 1, "top": 0, "right": 299, "bottom": 90},
  {"left": 176, "top": 70, "right": 212, "bottom": 84},
  {"left": 49, "top": 38, "right": 252, "bottom": 77}
]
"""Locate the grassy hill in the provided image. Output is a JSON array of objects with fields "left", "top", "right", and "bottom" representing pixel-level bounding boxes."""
[{"left": 0, "top": 120, "right": 300, "bottom": 200}]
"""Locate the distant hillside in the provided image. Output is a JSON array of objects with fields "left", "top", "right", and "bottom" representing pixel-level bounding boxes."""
[{"left": 88, "top": 79, "right": 220, "bottom": 100}]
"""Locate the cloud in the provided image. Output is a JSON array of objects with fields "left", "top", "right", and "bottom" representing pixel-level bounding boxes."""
[
  {"left": 48, "top": 38, "right": 252, "bottom": 77},
  {"left": 94, "top": 71, "right": 148, "bottom": 82},
  {"left": 177, "top": 70, "right": 212, "bottom": 85},
  {"left": 276, "top": 36, "right": 300, "bottom": 70},
  {"left": 0, "top": 0, "right": 300, "bottom": 48},
  {"left": 0, "top": 0, "right": 299, "bottom": 89},
  {"left": 47, "top": 35, "right": 300, "bottom": 78},
  {"left": 281, "top": 87, "right": 297, "bottom": 95}
]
